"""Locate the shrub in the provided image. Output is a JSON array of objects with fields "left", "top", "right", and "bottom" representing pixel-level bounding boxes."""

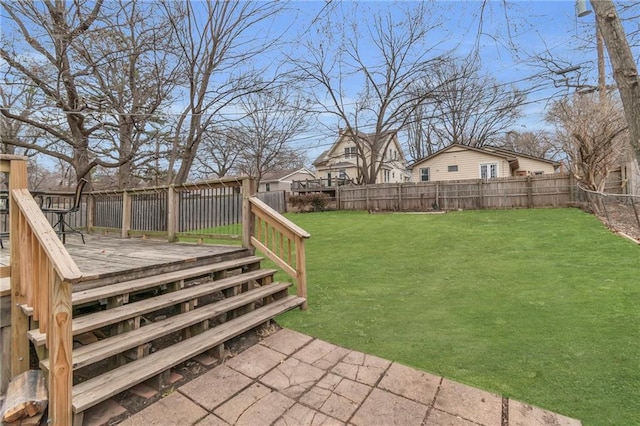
[{"left": 288, "top": 193, "right": 330, "bottom": 212}]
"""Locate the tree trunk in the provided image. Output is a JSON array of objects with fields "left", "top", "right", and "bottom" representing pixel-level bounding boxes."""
[{"left": 590, "top": 0, "right": 640, "bottom": 160}]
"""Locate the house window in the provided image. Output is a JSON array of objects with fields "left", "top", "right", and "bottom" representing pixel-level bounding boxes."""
[
  {"left": 383, "top": 169, "right": 391, "bottom": 183},
  {"left": 534, "top": 171, "right": 544, "bottom": 175},
  {"left": 327, "top": 172, "right": 332, "bottom": 186},
  {"left": 420, "top": 167, "right": 430, "bottom": 182},
  {"left": 344, "top": 146, "right": 357, "bottom": 158},
  {"left": 265, "top": 183, "right": 271, "bottom": 192},
  {"left": 480, "top": 163, "right": 498, "bottom": 179},
  {"left": 448, "top": 165, "right": 458, "bottom": 172},
  {"left": 339, "top": 169, "right": 347, "bottom": 179}
]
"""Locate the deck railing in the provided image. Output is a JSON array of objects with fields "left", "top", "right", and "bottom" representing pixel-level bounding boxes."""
[
  {"left": 248, "top": 196, "right": 310, "bottom": 310},
  {"left": 89, "top": 178, "right": 244, "bottom": 241},
  {"left": 90, "top": 177, "right": 310, "bottom": 308},
  {"left": 291, "top": 177, "right": 353, "bottom": 192},
  {"left": 2, "top": 155, "right": 82, "bottom": 425}
]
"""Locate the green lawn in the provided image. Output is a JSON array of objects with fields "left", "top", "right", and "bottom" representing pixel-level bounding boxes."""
[{"left": 274, "top": 209, "right": 639, "bottom": 425}]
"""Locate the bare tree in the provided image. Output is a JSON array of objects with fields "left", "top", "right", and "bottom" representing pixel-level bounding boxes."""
[
  {"left": 161, "top": 0, "right": 286, "bottom": 184},
  {"left": 295, "top": 3, "right": 449, "bottom": 184},
  {"left": 494, "top": 130, "right": 559, "bottom": 160},
  {"left": 73, "top": 0, "right": 179, "bottom": 188},
  {"left": 417, "top": 57, "right": 524, "bottom": 149},
  {"left": 546, "top": 93, "right": 628, "bottom": 191},
  {"left": 0, "top": 0, "right": 125, "bottom": 183},
  {"left": 233, "top": 87, "right": 309, "bottom": 186},
  {"left": 193, "top": 128, "right": 243, "bottom": 179}
]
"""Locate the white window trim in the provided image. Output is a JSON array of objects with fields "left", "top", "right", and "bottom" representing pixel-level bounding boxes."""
[
  {"left": 479, "top": 162, "right": 499, "bottom": 179},
  {"left": 420, "top": 167, "right": 430, "bottom": 182}
]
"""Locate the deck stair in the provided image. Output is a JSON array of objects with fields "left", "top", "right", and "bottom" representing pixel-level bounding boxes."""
[{"left": 25, "top": 253, "right": 305, "bottom": 426}]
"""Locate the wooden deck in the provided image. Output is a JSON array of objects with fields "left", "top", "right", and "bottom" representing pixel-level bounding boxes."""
[{"left": 0, "top": 233, "right": 249, "bottom": 289}]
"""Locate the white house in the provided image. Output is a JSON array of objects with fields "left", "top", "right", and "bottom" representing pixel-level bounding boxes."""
[
  {"left": 312, "top": 128, "right": 410, "bottom": 184},
  {"left": 409, "top": 144, "right": 560, "bottom": 182}
]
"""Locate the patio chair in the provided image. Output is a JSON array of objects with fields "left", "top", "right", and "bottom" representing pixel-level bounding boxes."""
[
  {"left": 41, "top": 178, "right": 88, "bottom": 244},
  {"left": 0, "top": 192, "right": 7, "bottom": 249}
]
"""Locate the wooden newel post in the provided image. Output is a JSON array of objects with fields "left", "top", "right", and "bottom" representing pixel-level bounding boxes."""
[
  {"left": 49, "top": 275, "right": 73, "bottom": 425},
  {"left": 242, "top": 178, "right": 256, "bottom": 250},
  {"left": 9, "top": 157, "right": 29, "bottom": 377},
  {"left": 295, "top": 236, "right": 308, "bottom": 310}
]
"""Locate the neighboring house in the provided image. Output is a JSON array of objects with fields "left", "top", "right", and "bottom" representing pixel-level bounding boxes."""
[
  {"left": 312, "top": 128, "right": 410, "bottom": 185},
  {"left": 258, "top": 168, "right": 316, "bottom": 193},
  {"left": 409, "top": 144, "right": 560, "bottom": 182}
]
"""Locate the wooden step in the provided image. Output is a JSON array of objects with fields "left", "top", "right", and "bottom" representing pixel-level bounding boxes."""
[
  {"left": 72, "top": 256, "right": 263, "bottom": 306},
  {"left": 71, "top": 295, "right": 305, "bottom": 414},
  {"left": 40, "top": 282, "right": 292, "bottom": 372},
  {"left": 28, "top": 268, "right": 276, "bottom": 346}
]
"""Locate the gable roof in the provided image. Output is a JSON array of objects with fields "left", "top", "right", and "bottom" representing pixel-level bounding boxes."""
[
  {"left": 314, "top": 128, "right": 404, "bottom": 168},
  {"left": 409, "top": 143, "right": 559, "bottom": 169}
]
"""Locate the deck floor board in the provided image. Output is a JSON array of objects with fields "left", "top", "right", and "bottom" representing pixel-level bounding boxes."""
[{"left": 0, "top": 233, "right": 245, "bottom": 282}]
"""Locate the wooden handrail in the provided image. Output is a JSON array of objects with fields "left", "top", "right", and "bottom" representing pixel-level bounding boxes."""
[
  {"left": 11, "top": 187, "right": 82, "bottom": 425},
  {"left": 248, "top": 196, "right": 310, "bottom": 310}
]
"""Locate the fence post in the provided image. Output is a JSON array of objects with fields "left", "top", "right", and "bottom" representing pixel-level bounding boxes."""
[
  {"left": 366, "top": 185, "right": 370, "bottom": 211},
  {"left": 242, "top": 178, "right": 256, "bottom": 249},
  {"left": 397, "top": 183, "right": 402, "bottom": 211},
  {"left": 526, "top": 176, "right": 533, "bottom": 208},
  {"left": 478, "top": 180, "right": 484, "bottom": 209},
  {"left": 167, "top": 185, "right": 178, "bottom": 242},
  {"left": 9, "top": 157, "right": 29, "bottom": 377},
  {"left": 336, "top": 185, "right": 341, "bottom": 210},
  {"left": 569, "top": 174, "right": 575, "bottom": 202},
  {"left": 121, "top": 190, "right": 131, "bottom": 239}
]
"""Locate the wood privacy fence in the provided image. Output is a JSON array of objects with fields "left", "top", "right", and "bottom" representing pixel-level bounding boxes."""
[{"left": 337, "top": 174, "right": 582, "bottom": 211}]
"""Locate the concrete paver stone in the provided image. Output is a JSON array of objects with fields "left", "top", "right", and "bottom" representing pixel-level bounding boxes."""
[
  {"left": 179, "top": 365, "right": 253, "bottom": 410},
  {"left": 378, "top": 362, "right": 441, "bottom": 405},
  {"left": 260, "top": 329, "right": 314, "bottom": 355},
  {"left": 213, "top": 383, "right": 295, "bottom": 426},
  {"left": 509, "top": 399, "right": 583, "bottom": 426},
  {"left": 293, "top": 339, "right": 350, "bottom": 370},
  {"left": 259, "top": 357, "right": 326, "bottom": 398},
  {"left": 118, "top": 391, "right": 207, "bottom": 426},
  {"left": 103, "top": 329, "right": 583, "bottom": 426},
  {"left": 273, "top": 403, "right": 345, "bottom": 426},
  {"left": 194, "top": 414, "right": 231, "bottom": 426},
  {"left": 225, "top": 344, "right": 286, "bottom": 378},
  {"left": 331, "top": 351, "right": 391, "bottom": 386},
  {"left": 434, "top": 379, "right": 502, "bottom": 426},
  {"left": 350, "top": 387, "right": 429, "bottom": 426},
  {"left": 81, "top": 398, "right": 127, "bottom": 426},
  {"left": 425, "top": 408, "right": 478, "bottom": 425}
]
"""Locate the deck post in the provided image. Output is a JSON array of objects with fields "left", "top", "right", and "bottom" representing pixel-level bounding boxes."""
[
  {"left": 86, "top": 193, "right": 95, "bottom": 233},
  {"left": 295, "top": 236, "right": 308, "bottom": 310},
  {"left": 167, "top": 185, "right": 178, "bottom": 242},
  {"left": 242, "top": 178, "right": 256, "bottom": 249},
  {"left": 8, "top": 157, "right": 30, "bottom": 377},
  {"left": 121, "top": 190, "right": 132, "bottom": 239}
]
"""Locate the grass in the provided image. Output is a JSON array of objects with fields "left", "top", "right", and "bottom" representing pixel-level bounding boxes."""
[{"left": 273, "top": 209, "right": 639, "bottom": 425}]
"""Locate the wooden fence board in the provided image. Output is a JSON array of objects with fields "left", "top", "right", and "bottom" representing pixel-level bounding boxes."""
[{"left": 337, "top": 174, "right": 578, "bottom": 211}]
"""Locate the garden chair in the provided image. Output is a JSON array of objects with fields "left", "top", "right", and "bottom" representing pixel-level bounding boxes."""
[{"left": 40, "top": 178, "right": 88, "bottom": 244}]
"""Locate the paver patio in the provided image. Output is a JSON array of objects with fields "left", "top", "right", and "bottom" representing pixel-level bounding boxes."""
[{"left": 118, "top": 329, "right": 582, "bottom": 426}]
